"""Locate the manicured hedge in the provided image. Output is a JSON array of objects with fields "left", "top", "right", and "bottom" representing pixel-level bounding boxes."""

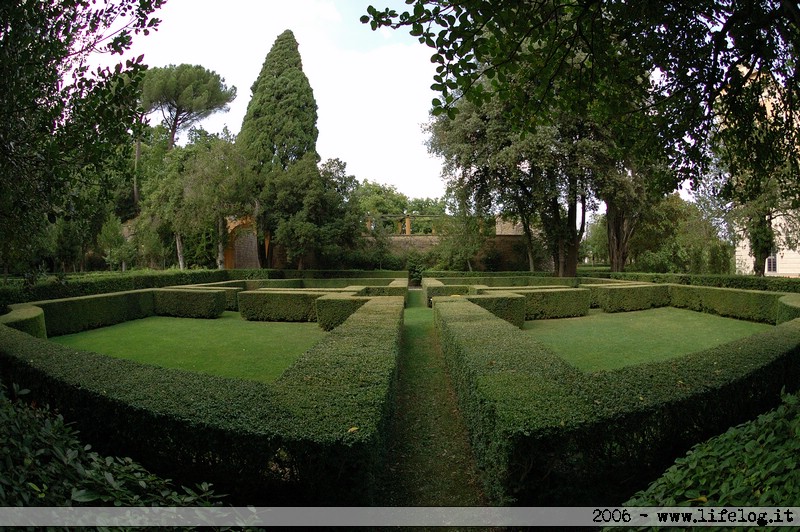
[
  {"left": 152, "top": 289, "right": 226, "bottom": 319},
  {"left": 0, "top": 296, "right": 405, "bottom": 505},
  {"left": 422, "top": 278, "right": 470, "bottom": 307},
  {"left": 238, "top": 291, "right": 326, "bottom": 322},
  {"left": 610, "top": 272, "right": 800, "bottom": 293},
  {"left": 177, "top": 285, "right": 243, "bottom": 311},
  {"left": 12, "top": 291, "right": 155, "bottom": 337},
  {"left": 594, "top": 284, "right": 671, "bottom": 312},
  {"left": 514, "top": 288, "right": 590, "bottom": 320},
  {"left": 668, "top": 284, "right": 783, "bottom": 324},
  {"left": 438, "top": 276, "right": 579, "bottom": 288},
  {"left": 0, "top": 306, "right": 46, "bottom": 339},
  {"left": 0, "top": 270, "right": 228, "bottom": 311},
  {"left": 462, "top": 292, "right": 526, "bottom": 328},
  {"left": 315, "top": 293, "right": 369, "bottom": 331},
  {"left": 434, "top": 297, "right": 800, "bottom": 506}
]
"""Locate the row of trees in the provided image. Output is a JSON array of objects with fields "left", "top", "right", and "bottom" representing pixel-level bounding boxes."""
[{"left": 366, "top": 0, "right": 800, "bottom": 276}]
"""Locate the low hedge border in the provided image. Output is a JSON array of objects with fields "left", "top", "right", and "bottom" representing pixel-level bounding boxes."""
[
  {"left": 610, "top": 272, "right": 800, "bottom": 293},
  {"left": 433, "top": 296, "right": 800, "bottom": 506},
  {"left": 438, "top": 276, "right": 580, "bottom": 288},
  {"left": 473, "top": 286, "right": 590, "bottom": 320},
  {"left": 0, "top": 296, "right": 405, "bottom": 505},
  {"left": 463, "top": 292, "right": 526, "bottom": 328},
  {"left": 0, "top": 306, "right": 46, "bottom": 339},
  {"left": 315, "top": 293, "right": 370, "bottom": 331},
  {"left": 177, "top": 285, "right": 244, "bottom": 311},
  {"left": 238, "top": 290, "right": 327, "bottom": 322},
  {"left": 11, "top": 291, "right": 156, "bottom": 337},
  {"left": 669, "top": 284, "right": 788, "bottom": 324},
  {"left": 152, "top": 289, "right": 226, "bottom": 319},
  {"left": 593, "top": 284, "right": 671, "bottom": 313},
  {"left": 422, "top": 278, "right": 469, "bottom": 307},
  {"left": 0, "top": 270, "right": 229, "bottom": 311},
  {"left": 513, "top": 288, "right": 589, "bottom": 320}
]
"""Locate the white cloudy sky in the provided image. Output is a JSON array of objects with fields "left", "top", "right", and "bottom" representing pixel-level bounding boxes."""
[{"left": 126, "top": 0, "right": 446, "bottom": 199}]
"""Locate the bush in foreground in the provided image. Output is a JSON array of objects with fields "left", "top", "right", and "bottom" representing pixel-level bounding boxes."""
[
  {"left": 626, "top": 392, "right": 800, "bottom": 507},
  {"left": 0, "top": 384, "right": 221, "bottom": 507}
]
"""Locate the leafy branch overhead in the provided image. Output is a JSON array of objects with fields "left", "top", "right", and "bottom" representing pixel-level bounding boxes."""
[{"left": 363, "top": 0, "right": 800, "bottom": 179}]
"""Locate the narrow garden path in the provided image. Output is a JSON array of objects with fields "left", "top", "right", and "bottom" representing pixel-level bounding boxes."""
[{"left": 376, "top": 289, "right": 485, "bottom": 506}]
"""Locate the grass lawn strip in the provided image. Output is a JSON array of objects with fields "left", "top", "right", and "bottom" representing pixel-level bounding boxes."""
[
  {"left": 50, "top": 311, "right": 327, "bottom": 383},
  {"left": 524, "top": 307, "right": 773, "bottom": 372},
  {"left": 377, "top": 289, "right": 485, "bottom": 507}
]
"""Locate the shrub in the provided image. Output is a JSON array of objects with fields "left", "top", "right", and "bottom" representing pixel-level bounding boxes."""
[
  {"left": 0, "top": 270, "right": 228, "bottom": 307},
  {"left": 0, "top": 306, "right": 46, "bottom": 339},
  {"left": 238, "top": 290, "right": 325, "bottom": 322},
  {"left": 513, "top": 288, "right": 590, "bottom": 320},
  {"left": 153, "top": 289, "right": 226, "bottom": 319},
  {"left": 422, "top": 278, "right": 469, "bottom": 307},
  {"left": 177, "top": 285, "right": 244, "bottom": 311},
  {"left": 594, "top": 284, "right": 671, "bottom": 312},
  {"left": 0, "top": 384, "right": 220, "bottom": 507},
  {"left": 669, "top": 284, "right": 782, "bottom": 324},
  {"left": 625, "top": 392, "right": 800, "bottom": 507},
  {"left": 13, "top": 291, "right": 155, "bottom": 337},
  {"left": 315, "top": 293, "right": 369, "bottom": 331},
  {"left": 461, "top": 292, "right": 526, "bottom": 328}
]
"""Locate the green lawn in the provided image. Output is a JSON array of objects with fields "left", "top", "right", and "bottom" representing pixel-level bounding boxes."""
[
  {"left": 524, "top": 307, "right": 774, "bottom": 372},
  {"left": 50, "top": 311, "right": 327, "bottom": 383}
]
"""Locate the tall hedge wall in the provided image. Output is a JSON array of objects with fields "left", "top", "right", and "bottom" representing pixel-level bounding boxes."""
[
  {"left": 0, "top": 296, "right": 405, "bottom": 505},
  {"left": 434, "top": 297, "right": 800, "bottom": 505}
]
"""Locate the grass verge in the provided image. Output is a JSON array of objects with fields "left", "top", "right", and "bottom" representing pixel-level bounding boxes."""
[
  {"left": 377, "top": 289, "right": 484, "bottom": 507},
  {"left": 50, "top": 311, "right": 327, "bottom": 382},
  {"left": 523, "top": 307, "right": 773, "bottom": 372}
]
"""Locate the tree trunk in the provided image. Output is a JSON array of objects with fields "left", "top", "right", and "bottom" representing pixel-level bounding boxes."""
[
  {"left": 606, "top": 200, "right": 635, "bottom": 272},
  {"left": 748, "top": 212, "right": 773, "bottom": 277},
  {"left": 175, "top": 233, "right": 186, "bottom": 270},
  {"left": 216, "top": 217, "right": 226, "bottom": 270}
]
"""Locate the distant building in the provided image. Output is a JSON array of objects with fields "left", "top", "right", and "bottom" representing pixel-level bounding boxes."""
[{"left": 734, "top": 215, "right": 800, "bottom": 276}]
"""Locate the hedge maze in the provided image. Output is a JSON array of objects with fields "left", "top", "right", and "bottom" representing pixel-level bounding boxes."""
[{"left": 2, "top": 270, "right": 800, "bottom": 506}]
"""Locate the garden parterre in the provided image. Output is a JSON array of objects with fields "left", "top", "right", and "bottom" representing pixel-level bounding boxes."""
[{"left": 2, "top": 270, "right": 800, "bottom": 505}]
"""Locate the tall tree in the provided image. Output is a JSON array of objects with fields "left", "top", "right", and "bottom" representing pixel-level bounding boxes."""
[
  {"left": 141, "top": 64, "right": 237, "bottom": 149},
  {"left": 364, "top": 1, "right": 800, "bottom": 185},
  {"left": 0, "top": 0, "right": 163, "bottom": 277},
  {"left": 237, "top": 29, "right": 320, "bottom": 266}
]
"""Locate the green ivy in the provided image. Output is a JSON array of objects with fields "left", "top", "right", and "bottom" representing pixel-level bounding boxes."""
[
  {"left": 0, "top": 384, "right": 221, "bottom": 507},
  {"left": 627, "top": 392, "right": 800, "bottom": 507}
]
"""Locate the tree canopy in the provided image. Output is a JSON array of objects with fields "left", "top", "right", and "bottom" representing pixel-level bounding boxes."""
[
  {"left": 140, "top": 64, "right": 237, "bottom": 149},
  {"left": 0, "top": 0, "right": 163, "bottom": 274},
  {"left": 364, "top": 0, "right": 800, "bottom": 182},
  {"left": 238, "top": 30, "right": 319, "bottom": 173}
]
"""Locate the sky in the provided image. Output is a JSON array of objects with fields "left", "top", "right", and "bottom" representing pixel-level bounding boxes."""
[{"left": 126, "top": 0, "right": 447, "bottom": 200}]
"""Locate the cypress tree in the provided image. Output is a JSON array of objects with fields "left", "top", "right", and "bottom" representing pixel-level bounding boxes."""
[
  {"left": 238, "top": 30, "right": 320, "bottom": 267},
  {"left": 238, "top": 29, "right": 319, "bottom": 172}
]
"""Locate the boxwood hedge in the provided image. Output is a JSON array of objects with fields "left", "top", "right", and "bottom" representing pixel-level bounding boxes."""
[
  {"left": 152, "top": 289, "right": 226, "bottom": 319},
  {"left": 594, "top": 284, "right": 671, "bottom": 312},
  {"left": 433, "top": 295, "right": 800, "bottom": 506},
  {"left": 0, "top": 296, "right": 405, "bottom": 505},
  {"left": 11, "top": 291, "right": 155, "bottom": 337},
  {"left": 0, "top": 306, "right": 46, "bottom": 339},
  {"left": 315, "top": 293, "right": 370, "bottom": 331},
  {"left": 238, "top": 291, "right": 327, "bottom": 322}
]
